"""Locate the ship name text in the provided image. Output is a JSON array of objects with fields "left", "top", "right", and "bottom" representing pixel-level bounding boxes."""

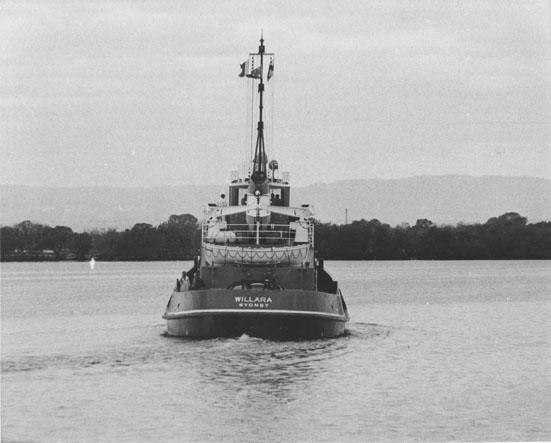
[{"left": 234, "top": 296, "right": 273, "bottom": 309}]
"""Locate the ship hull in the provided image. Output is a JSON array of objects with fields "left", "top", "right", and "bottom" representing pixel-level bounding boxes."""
[{"left": 163, "top": 289, "right": 348, "bottom": 340}]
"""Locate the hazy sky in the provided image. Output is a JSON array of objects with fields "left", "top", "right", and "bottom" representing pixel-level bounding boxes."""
[{"left": 1, "top": 0, "right": 550, "bottom": 188}]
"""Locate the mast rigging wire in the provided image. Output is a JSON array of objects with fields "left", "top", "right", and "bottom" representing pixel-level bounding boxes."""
[
  {"left": 250, "top": 78, "right": 255, "bottom": 168},
  {"left": 242, "top": 73, "right": 248, "bottom": 170},
  {"left": 270, "top": 76, "right": 275, "bottom": 162}
]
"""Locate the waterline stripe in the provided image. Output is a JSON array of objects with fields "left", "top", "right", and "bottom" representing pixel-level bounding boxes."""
[{"left": 163, "top": 309, "right": 347, "bottom": 321}]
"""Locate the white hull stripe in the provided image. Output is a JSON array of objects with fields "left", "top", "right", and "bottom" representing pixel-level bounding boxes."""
[{"left": 164, "top": 309, "right": 347, "bottom": 321}]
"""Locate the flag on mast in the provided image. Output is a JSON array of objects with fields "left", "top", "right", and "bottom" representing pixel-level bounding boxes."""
[
  {"left": 247, "top": 66, "right": 262, "bottom": 79},
  {"left": 238, "top": 60, "right": 249, "bottom": 77},
  {"left": 267, "top": 59, "right": 274, "bottom": 81}
]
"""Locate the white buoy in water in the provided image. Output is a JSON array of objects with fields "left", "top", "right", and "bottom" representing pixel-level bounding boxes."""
[{"left": 89, "top": 257, "right": 96, "bottom": 270}]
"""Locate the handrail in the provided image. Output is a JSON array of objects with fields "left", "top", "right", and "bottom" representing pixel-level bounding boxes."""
[{"left": 202, "top": 222, "right": 313, "bottom": 247}]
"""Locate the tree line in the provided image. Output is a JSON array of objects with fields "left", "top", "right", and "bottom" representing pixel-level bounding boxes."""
[
  {"left": 1, "top": 212, "right": 549, "bottom": 261},
  {"left": 0, "top": 214, "right": 200, "bottom": 261},
  {"left": 315, "top": 212, "right": 550, "bottom": 260}
]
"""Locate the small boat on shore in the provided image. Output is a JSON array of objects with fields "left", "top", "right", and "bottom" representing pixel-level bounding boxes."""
[{"left": 163, "top": 36, "right": 349, "bottom": 339}]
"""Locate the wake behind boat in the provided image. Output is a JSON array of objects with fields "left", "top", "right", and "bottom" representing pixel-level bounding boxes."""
[{"left": 163, "top": 36, "right": 349, "bottom": 339}]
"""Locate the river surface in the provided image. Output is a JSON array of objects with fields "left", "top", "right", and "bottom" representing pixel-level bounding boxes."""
[{"left": 1, "top": 261, "right": 550, "bottom": 442}]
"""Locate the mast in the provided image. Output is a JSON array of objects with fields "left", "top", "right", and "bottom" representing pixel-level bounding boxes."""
[{"left": 250, "top": 34, "right": 268, "bottom": 194}]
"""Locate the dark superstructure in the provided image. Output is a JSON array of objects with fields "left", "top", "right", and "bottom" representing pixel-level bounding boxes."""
[{"left": 163, "top": 36, "right": 349, "bottom": 339}]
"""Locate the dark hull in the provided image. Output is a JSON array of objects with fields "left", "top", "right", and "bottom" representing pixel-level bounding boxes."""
[{"left": 163, "top": 289, "right": 349, "bottom": 340}]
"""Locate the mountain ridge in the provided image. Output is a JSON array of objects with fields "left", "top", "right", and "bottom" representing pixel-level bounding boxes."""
[{"left": 1, "top": 175, "right": 549, "bottom": 231}]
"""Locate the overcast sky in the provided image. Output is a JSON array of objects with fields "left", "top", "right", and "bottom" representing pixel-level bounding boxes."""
[{"left": 1, "top": 0, "right": 550, "bottom": 188}]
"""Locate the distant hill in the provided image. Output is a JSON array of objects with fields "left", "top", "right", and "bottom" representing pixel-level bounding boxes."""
[
  {"left": 1, "top": 175, "right": 549, "bottom": 231},
  {"left": 295, "top": 175, "right": 551, "bottom": 226}
]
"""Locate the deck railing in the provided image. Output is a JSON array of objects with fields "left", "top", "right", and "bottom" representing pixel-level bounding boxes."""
[{"left": 202, "top": 222, "right": 313, "bottom": 247}]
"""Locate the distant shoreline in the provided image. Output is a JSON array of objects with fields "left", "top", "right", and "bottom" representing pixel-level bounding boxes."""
[{"left": 2, "top": 212, "right": 550, "bottom": 261}]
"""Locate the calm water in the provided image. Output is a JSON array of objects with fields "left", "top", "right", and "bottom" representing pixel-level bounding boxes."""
[{"left": 1, "top": 261, "right": 550, "bottom": 442}]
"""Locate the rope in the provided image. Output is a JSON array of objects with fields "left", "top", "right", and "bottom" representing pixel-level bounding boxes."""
[
  {"left": 270, "top": 71, "right": 275, "bottom": 161},
  {"left": 243, "top": 73, "right": 249, "bottom": 166},
  {"left": 250, "top": 78, "right": 255, "bottom": 165}
]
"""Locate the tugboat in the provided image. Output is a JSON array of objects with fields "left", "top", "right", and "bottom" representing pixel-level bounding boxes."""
[{"left": 163, "top": 36, "right": 349, "bottom": 339}]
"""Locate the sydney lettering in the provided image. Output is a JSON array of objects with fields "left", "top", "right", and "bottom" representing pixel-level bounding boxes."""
[{"left": 234, "top": 296, "right": 273, "bottom": 309}]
